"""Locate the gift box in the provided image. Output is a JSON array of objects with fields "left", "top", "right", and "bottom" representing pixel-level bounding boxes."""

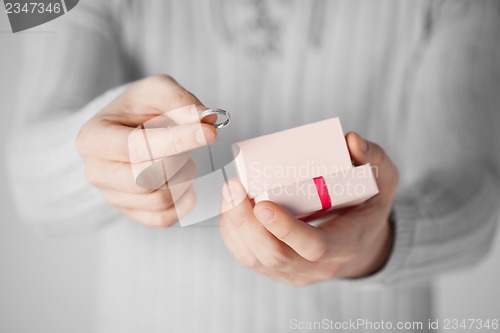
[{"left": 232, "top": 118, "right": 379, "bottom": 218}]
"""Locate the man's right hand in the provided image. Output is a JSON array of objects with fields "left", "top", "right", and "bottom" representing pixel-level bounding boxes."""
[{"left": 76, "top": 75, "right": 217, "bottom": 227}]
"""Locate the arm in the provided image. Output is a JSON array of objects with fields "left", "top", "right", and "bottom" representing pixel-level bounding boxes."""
[
  {"left": 6, "top": 0, "right": 128, "bottom": 235},
  {"left": 217, "top": 1, "right": 500, "bottom": 285},
  {"left": 7, "top": 1, "right": 221, "bottom": 235},
  {"left": 366, "top": 0, "right": 500, "bottom": 284}
]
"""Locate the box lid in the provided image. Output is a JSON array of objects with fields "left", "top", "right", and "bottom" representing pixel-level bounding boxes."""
[{"left": 232, "top": 117, "right": 352, "bottom": 198}]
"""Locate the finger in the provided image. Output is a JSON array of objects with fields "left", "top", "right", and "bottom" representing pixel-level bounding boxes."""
[
  {"left": 220, "top": 214, "right": 261, "bottom": 269},
  {"left": 121, "top": 185, "right": 197, "bottom": 228},
  {"left": 220, "top": 180, "right": 262, "bottom": 268},
  {"left": 112, "top": 75, "right": 204, "bottom": 117},
  {"left": 221, "top": 180, "right": 295, "bottom": 270},
  {"left": 133, "top": 104, "right": 217, "bottom": 128},
  {"left": 253, "top": 201, "right": 328, "bottom": 262},
  {"left": 317, "top": 215, "right": 363, "bottom": 259},
  {"left": 102, "top": 188, "right": 174, "bottom": 212},
  {"left": 100, "top": 162, "right": 196, "bottom": 211},
  {"left": 83, "top": 154, "right": 191, "bottom": 194},
  {"left": 79, "top": 119, "right": 216, "bottom": 163},
  {"left": 345, "top": 132, "right": 399, "bottom": 196},
  {"left": 112, "top": 76, "right": 217, "bottom": 125},
  {"left": 77, "top": 76, "right": 217, "bottom": 162},
  {"left": 128, "top": 122, "right": 217, "bottom": 163}
]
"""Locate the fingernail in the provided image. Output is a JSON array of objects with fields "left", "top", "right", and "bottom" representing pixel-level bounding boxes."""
[
  {"left": 195, "top": 127, "right": 214, "bottom": 145},
  {"left": 223, "top": 182, "right": 246, "bottom": 204},
  {"left": 360, "top": 137, "right": 368, "bottom": 153},
  {"left": 255, "top": 207, "right": 275, "bottom": 225}
]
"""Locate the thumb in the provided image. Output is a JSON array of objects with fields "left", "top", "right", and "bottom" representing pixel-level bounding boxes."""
[
  {"left": 345, "top": 132, "right": 399, "bottom": 195},
  {"left": 345, "top": 132, "right": 384, "bottom": 166}
]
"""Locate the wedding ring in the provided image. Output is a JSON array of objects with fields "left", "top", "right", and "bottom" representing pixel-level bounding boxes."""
[{"left": 199, "top": 108, "right": 231, "bottom": 129}]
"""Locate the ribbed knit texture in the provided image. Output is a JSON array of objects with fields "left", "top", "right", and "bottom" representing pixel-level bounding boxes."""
[{"left": 6, "top": 1, "right": 500, "bottom": 332}]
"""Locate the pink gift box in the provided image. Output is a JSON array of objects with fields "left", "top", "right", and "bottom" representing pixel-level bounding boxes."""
[{"left": 232, "top": 118, "right": 379, "bottom": 218}]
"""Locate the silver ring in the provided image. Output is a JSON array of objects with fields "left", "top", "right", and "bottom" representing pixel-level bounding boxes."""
[{"left": 199, "top": 108, "right": 231, "bottom": 129}]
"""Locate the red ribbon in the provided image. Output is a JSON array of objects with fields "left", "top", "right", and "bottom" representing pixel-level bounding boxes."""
[{"left": 313, "top": 176, "right": 332, "bottom": 211}]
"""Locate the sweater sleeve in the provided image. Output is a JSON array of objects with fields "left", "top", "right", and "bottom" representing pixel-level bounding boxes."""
[
  {"left": 361, "top": 0, "right": 500, "bottom": 284},
  {"left": 5, "top": 0, "right": 130, "bottom": 236}
]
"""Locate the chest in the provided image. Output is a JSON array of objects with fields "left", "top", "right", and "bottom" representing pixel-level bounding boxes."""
[{"left": 121, "top": 0, "right": 431, "bottom": 146}]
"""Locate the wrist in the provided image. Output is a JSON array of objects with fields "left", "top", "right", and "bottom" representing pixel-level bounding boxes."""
[{"left": 349, "top": 211, "right": 395, "bottom": 278}]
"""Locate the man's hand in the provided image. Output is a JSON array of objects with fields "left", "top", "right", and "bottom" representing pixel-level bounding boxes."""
[
  {"left": 76, "top": 75, "right": 216, "bottom": 227},
  {"left": 219, "top": 132, "right": 399, "bottom": 285}
]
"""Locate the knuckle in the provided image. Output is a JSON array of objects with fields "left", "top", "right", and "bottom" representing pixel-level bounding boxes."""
[
  {"left": 276, "top": 224, "right": 296, "bottom": 242},
  {"left": 184, "top": 189, "right": 197, "bottom": 208},
  {"left": 169, "top": 134, "right": 184, "bottom": 155},
  {"left": 133, "top": 185, "right": 155, "bottom": 195},
  {"left": 145, "top": 74, "right": 174, "bottom": 87},
  {"left": 372, "top": 145, "right": 387, "bottom": 165},
  {"left": 261, "top": 251, "right": 289, "bottom": 270},
  {"left": 117, "top": 144, "right": 131, "bottom": 163},
  {"left": 152, "top": 212, "right": 177, "bottom": 228},
  {"left": 290, "top": 277, "right": 312, "bottom": 287},
  {"left": 173, "top": 189, "right": 197, "bottom": 219},
  {"left": 306, "top": 241, "right": 328, "bottom": 262},
  {"left": 127, "top": 129, "right": 147, "bottom": 163},
  {"left": 219, "top": 220, "right": 232, "bottom": 239},
  {"left": 185, "top": 159, "right": 197, "bottom": 179},
  {"left": 219, "top": 211, "right": 230, "bottom": 226},
  {"left": 231, "top": 216, "right": 246, "bottom": 228},
  {"left": 151, "top": 191, "right": 172, "bottom": 210},
  {"left": 172, "top": 88, "right": 197, "bottom": 105},
  {"left": 75, "top": 125, "right": 90, "bottom": 156},
  {"left": 345, "top": 240, "right": 363, "bottom": 261},
  {"left": 319, "top": 266, "right": 341, "bottom": 280},
  {"left": 127, "top": 102, "right": 149, "bottom": 116},
  {"left": 239, "top": 254, "right": 260, "bottom": 269},
  {"left": 83, "top": 166, "right": 99, "bottom": 186}
]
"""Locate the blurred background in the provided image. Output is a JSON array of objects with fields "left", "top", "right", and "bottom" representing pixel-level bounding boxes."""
[{"left": 1, "top": 9, "right": 499, "bottom": 333}]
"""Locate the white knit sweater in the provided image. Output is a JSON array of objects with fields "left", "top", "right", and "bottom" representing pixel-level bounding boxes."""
[{"left": 7, "top": 0, "right": 500, "bottom": 332}]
